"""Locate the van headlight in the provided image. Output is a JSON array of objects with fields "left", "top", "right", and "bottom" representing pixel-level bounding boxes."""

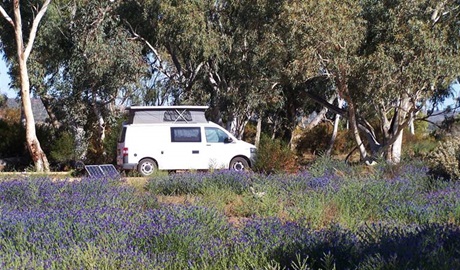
[{"left": 250, "top": 148, "right": 257, "bottom": 154}]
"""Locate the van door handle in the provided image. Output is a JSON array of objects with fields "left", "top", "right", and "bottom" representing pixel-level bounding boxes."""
[{"left": 192, "top": 150, "right": 199, "bottom": 154}]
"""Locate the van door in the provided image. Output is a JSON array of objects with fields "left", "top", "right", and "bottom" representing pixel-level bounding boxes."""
[
  {"left": 161, "top": 127, "right": 205, "bottom": 170},
  {"left": 202, "top": 127, "right": 236, "bottom": 169}
]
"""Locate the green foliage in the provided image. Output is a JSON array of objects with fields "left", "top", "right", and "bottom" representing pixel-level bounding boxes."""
[
  {"left": 0, "top": 120, "right": 26, "bottom": 158},
  {"left": 0, "top": 93, "right": 6, "bottom": 107},
  {"left": 50, "top": 131, "right": 76, "bottom": 165},
  {"left": 427, "top": 137, "right": 460, "bottom": 180},
  {"left": 103, "top": 118, "right": 126, "bottom": 164},
  {"left": 253, "top": 134, "right": 298, "bottom": 173},
  {"left": 2, "top": 0, "right": 460, "bottom": 168}
]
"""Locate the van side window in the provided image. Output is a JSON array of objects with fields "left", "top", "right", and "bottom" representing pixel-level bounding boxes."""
[
  {"left": 171, "top": 127, "right": 201, "bottom": 142},
  {"left": 205, "top": 127, "right": 228, "bottom": 143}
]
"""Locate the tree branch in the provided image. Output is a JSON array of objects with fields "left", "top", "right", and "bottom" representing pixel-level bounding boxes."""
[
  {"left": 125, "top": 20, "right": 173, "bottom": 79},
  {"left": 0, "top": 5, "right": 15, "bottom": 27},
  {"left": 24, "top": 0, "right": 51, "bottom": 61}
]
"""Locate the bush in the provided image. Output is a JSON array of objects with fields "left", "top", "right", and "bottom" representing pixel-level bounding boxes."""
[
  {"left": 0, "top": 120, "right": 26, "bottom": 158},
  {"left": 295, "top": 123, "right": 355, "bottom": 156},
  {"left": 426, "top": 137, "right": 460, "bottom": 180},
  {"left": 253, "top": 134, "right": 298, "bottom": 173},
  {"left": 402, "top": 133, "right": 437, "bottom": 159},
  {"left": 50, "top": 131, "right": 77, "bottom": 168}
]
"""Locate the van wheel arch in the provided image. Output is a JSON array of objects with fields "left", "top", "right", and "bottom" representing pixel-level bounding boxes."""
[
  {"left": 137, "top": 158, "right": 158, "bottom": 176},
  {"left": 229, "top": 156, "right": 250, "bottom": 172}
]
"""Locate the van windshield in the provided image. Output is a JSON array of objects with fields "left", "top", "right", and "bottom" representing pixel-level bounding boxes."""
[{"left": 205, "top": 127, "right": 229, "bottom": 143}]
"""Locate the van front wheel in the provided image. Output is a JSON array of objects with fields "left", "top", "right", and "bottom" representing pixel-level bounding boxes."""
[
  {"left": 138, "top": 158, "right": 158, "bottom": 176},
  {"left": 230, "top": 157, "right": 249, "bottom": 172}
]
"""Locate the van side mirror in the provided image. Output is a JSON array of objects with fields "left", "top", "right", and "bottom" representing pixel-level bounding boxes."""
[{"left": 224, "top": 137, "right": 233, "bottom": 143}]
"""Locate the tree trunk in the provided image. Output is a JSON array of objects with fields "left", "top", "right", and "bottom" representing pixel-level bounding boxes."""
[
  {"left": 326, "top": 97, "right": 344, "bottom": 156},
  {"left": 22, "top": 90, "right": 49, "bottom": 172},
  {"left": 388, "top": 130, "right": 403, "bottom": 164},
  {"left": 347, "top": 99, "right": 368, "bottom": 160},
  {"left": 91, "top": 99, "right": 106, "bottom": 159},
  {"left": 40, "top": 95, "right": 60, "bottom": 129},
  {"left": 4, "top": 0, "right": 52, "bottom": 172},
  {"left": 73, "top": 126, "right": 87, "bottom": 160},
  {"left": 409, "top": 119, "right": 414, "bottom": 135},
  {"left": 255, "top": 115, "right": 262, "bottom": 148},
  {"left": 384, "top": 97, "right": 411, "bottom": 164},
  {"left": 335, "top": 69, "right": 369, "bottom": 162}
]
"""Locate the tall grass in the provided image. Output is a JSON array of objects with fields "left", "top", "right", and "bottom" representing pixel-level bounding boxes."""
[{"left": 0, "top": 158, "right": 459, "bottom": 269}]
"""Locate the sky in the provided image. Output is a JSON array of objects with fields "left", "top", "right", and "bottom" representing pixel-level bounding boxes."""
[{"left": 0, "top": 53, "right": 16, "bottom": 98}]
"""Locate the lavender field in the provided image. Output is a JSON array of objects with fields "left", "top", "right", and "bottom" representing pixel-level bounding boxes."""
[{"left": 1, "top": 159, "right": 459, "bottom": 269}]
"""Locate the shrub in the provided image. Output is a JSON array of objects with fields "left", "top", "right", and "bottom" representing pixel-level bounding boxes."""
[
  {"left": 50, "top": 131, "right": 77, "bottom": 167},
  {"left": 0, "top": 120, "right": 26, "bottom": 158},
  {"left": 402, "top": 133, "right": 437, "bottom": 159},
  {"left": 426, "top": 137, "right": 460, "bottom": 180},
  {"left": 296, "top": 123, "right": 331, "bottom": 154},
  {"left": 295, "top": 123, "right": 355, "bottom": 156},
  {"left": 253, "top": 134, "right": 298, "bottom": 173}
]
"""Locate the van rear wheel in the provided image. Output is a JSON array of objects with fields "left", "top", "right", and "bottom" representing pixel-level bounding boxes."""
[
  {"left": 230, "top": 157, "right": 249, "bottom": 172},
  {"left": 138, "top": 158, "right": 158, "bottom": 176}
]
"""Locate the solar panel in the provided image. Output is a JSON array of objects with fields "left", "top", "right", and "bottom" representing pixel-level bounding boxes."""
[
  {"left": 99, "top": 164, "right": 120, "bottom": 179},
  {"left": 85, "top": 164, "right": 120, "bottom": 179}
]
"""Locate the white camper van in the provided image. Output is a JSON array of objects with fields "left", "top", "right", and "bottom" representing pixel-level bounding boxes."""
[{"left": 116, "top": 106, "right": 257, "bottom": 176}]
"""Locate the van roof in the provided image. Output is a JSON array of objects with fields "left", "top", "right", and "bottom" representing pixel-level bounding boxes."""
[
  {"left": 127, "top": 106, "right": 209, "bottom": 111},
  {"left": 126, "top": 106, "right": 209, "bottom": 124}
]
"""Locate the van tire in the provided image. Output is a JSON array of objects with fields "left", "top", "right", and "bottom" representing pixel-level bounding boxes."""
[
  {"left": 138, "top": 158, "right": 158, "bottom": 176},
  {"left": 230, "top": 157, "right": 249, "bottom": 172}
]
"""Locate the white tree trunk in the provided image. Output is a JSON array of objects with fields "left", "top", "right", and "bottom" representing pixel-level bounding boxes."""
[
  {"left": 92, "top": 100, "right": 107, "bottom": 158},
  {"left": 349, "top": 106, "right": 368, "bottom": 160},
  {"left": 1, "top": 0, "right": 51, "bottom": 172},
  {"left": 390, "top": 130, "right": 403, "bottom": 164},
  {"left": 326, "top": 97, "right": 344, "bottom": 156},
  {"left": 409, "top": 120, "right": 414, "bottom": 135},
  {"left": 386, "top": 97, "right": 411, "bottom": 164},
  {"left": 73, "top": 126, "right": 88, "bottom": 160},
  {"left": 255, "top": 115, "right": 262, "bottom": 148}
]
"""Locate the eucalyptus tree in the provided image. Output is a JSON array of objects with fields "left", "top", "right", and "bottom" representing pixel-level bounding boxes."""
[
  {"left": 344, "top": 0, "right": 460, "bottom": 163},
  {"left": 0, "top": 0, "right": 51, "bottom": 172},
  {"left": 119, "top": 0, "right": 275, "bottom": 138},
  {"left": 203, "top": 0, "right": 284, "bottom": 138},
  {"left": 259, "top": 0, "right": 363, "bottom": 145},
  {"left": 119, "top": 0, "right": 220, "bottom": 105},
  {"left": 258, "top": 0, "right": 458, "bottom": 165},
  {"left": 23, "top": 0, "right": 147, "bottom": 162},
  {"left": 290, "top": 0, "right": 459, "bottom": 164}
]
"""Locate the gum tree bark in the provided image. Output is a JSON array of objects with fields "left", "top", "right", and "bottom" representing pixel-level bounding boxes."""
[
  {"left": 0, "top": 0, "right": 51, "bottom": 172},
  {"left": 326, "top": 97, "right": 343, "bottom": 156}
]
